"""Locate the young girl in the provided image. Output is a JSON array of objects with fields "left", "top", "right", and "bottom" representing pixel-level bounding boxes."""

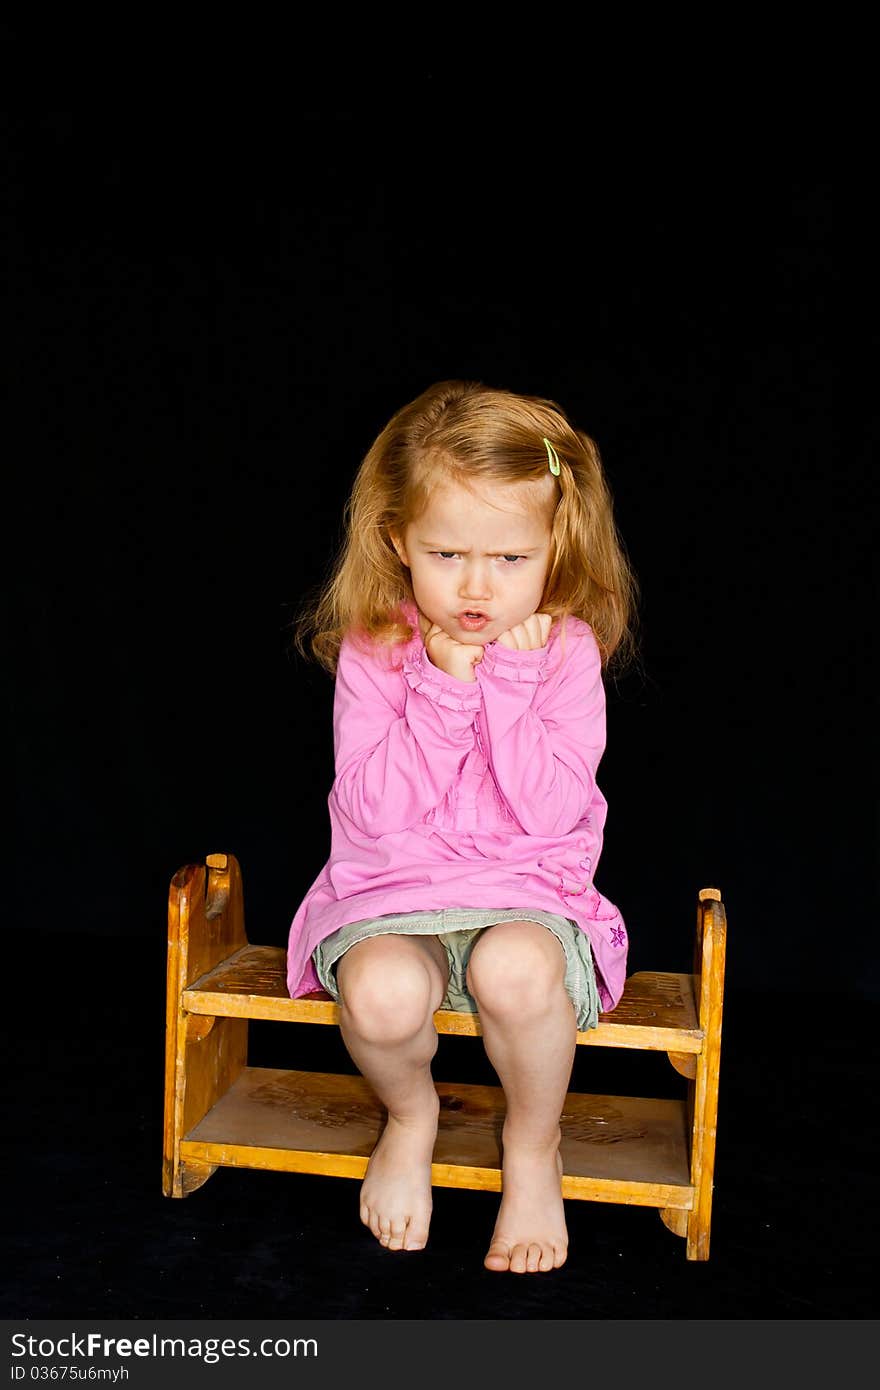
[{"left": 287, "top": 379, "right": 639, "bottom": 1275}]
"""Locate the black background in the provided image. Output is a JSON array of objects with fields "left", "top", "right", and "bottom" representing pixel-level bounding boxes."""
[
  {"left": 9, "top": 108, "right": 861, "bottom": 996},
  {"left": 5, "top": 104, "right": 874, "bottom": 1322}
]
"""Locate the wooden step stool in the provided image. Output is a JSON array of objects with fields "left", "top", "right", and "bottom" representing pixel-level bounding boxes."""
[{"left": 163, "top": 853, "right": 727, "bottom": 1260}]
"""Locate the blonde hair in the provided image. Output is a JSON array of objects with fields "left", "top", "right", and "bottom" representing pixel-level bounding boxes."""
[{"left": 292, "top": 380, "right": 641, "bottom": 677}]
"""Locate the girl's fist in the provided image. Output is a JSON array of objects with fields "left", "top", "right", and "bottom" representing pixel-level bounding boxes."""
[
  {"left": 496, "top": 612, "right": 552, "bottom": 651},
  {"left": 424, "top": 624, "right": 484, "bottom": 683}
]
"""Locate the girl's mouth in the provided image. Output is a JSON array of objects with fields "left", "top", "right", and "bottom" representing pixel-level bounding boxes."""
[{"left": 457, "top": 611, "right": 490, "bottom": 631}]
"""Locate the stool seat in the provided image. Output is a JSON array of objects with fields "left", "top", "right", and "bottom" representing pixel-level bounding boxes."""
[{"left": 184, "top": 943, "right": 704, "bottom": 1051}]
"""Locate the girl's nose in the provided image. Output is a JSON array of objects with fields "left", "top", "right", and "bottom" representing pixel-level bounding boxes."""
[{"left": 459, "top": 564, "right": 491, "bottom": 601}]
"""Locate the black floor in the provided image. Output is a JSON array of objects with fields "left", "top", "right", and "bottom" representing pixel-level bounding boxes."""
[{"left": 4, "top": 929, "right": 876, "bottom": 1322}]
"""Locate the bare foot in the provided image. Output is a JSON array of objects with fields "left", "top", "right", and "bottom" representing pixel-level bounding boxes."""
[
  {"left": 360, "top": 1098, "right": 439, "bottom": 1252},
  {"left": 484, "top": 1144, "right": 567, "bottom": 1273}
]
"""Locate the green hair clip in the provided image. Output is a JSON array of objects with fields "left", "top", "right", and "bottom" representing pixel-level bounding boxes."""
[{"left": 543, "top": 437, "right": 561, "bottom": 476}]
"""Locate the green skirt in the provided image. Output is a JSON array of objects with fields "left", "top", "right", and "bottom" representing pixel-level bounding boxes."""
[{"left": 312, "top": 906, "right": 599, "bottom": 1032}]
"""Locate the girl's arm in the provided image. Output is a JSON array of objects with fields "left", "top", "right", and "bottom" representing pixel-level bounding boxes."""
[
  {"left": 475, "top": 623, "right": 606, "bottom": 838},
  {"left": 332, "top": 636, "right": 482, "bottom": 836}
]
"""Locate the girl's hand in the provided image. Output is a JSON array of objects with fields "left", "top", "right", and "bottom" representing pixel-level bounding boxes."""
[
  {"left": 423, "top": 624, "right": 484, "bottom": 683},
  {"left": 496, "top": 612, "right": 552, "bottom": 651}
]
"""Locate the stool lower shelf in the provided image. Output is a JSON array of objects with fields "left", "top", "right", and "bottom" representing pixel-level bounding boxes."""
[{"left": 179, "top": 1066, "right": 693, "bottom": 1207}]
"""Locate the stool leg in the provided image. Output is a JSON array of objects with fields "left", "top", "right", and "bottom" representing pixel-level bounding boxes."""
[
  {"left": 163, "top": 855, "right": 248, "bottom": 1197},
  {"left": 686, "top": 891, "right": 727, "bottom": 1259}
]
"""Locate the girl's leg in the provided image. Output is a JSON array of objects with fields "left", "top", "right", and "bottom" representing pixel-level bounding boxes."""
[
  {"left": 335, "top": 932, "right": 449, "bottom": 1252},
  {"left": 466, "top": 921, "right": 577, "bottom": 1274}
]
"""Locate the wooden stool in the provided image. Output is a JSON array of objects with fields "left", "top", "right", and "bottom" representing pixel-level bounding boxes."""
[{"left": 163, "top": 853, "right": 727, "bottom": 1260}]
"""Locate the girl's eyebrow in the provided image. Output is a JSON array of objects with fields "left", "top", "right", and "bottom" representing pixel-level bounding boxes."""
[{"left": 418, "top": 541, "right": 541, "bottom": 554}]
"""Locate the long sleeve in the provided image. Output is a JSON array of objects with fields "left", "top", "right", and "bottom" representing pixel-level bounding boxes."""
[
  {"left": 475, "top": 623, "right": 606, "bottom": 838},
  {"left": 287, "top": 615, "right": 627, "bottom": 1013},
  {"left": 332, "top": 636, "right": 482, "bottom": 836}
]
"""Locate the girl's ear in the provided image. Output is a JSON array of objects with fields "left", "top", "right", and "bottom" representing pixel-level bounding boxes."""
[{"left": 388, "top": 528, "right": 410, "bottom": 568}]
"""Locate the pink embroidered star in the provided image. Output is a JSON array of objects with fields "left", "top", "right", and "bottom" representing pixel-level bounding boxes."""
[{"left": 610, "top": 925, "right": 626, "bottom": 948}]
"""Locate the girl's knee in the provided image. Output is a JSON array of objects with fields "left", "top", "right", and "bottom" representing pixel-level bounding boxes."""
[
  {"left": 467, "top": 921, "right": 565, "bottom": 1019},
  {"left": 337, "top": 939, "right": 439, "bottom": 1043}
]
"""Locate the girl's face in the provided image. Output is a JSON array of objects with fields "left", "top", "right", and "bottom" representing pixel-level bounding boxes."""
[{"left": 390, "top": 476, "right": 555, "bottom": 646}]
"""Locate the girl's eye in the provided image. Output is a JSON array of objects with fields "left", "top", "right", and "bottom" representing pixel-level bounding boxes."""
[{"left": 432, "top": 551, "right": 523, "bottom": 562}]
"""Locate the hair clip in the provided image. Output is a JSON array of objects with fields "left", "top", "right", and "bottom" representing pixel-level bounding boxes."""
[{"left": 543, "top": 437, "right": 561, "bottom": 476}]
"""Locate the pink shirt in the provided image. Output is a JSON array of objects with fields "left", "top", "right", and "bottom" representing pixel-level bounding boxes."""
[{"left": 286, "top": 603, "right": 628, "bottom": 1012}]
